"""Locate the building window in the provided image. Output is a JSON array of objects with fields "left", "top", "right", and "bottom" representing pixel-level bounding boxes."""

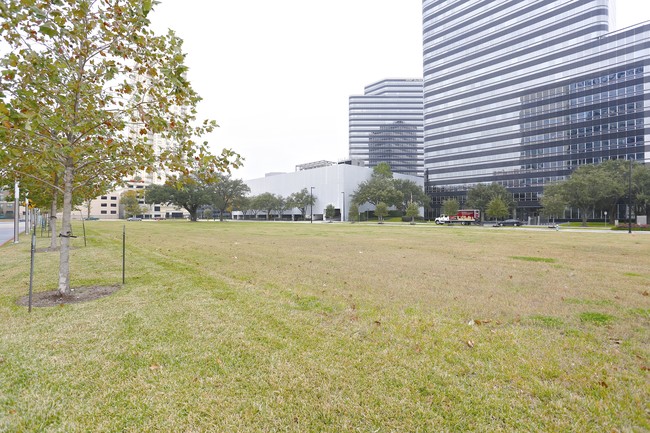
[
  {"left": 100, "top": 210, "right": 107, "bottom": 214},
  {"left": 101, "top": 203, "right": 107, "bottom": 207},
  {"left": 110, "top": 210, "right": 116, "bottom": 214},
  {"left": 110, "top": 203, "right": 117, "bottom": 207}
]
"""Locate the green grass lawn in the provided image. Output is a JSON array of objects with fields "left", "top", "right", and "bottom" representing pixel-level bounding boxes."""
[{"left": 1, "top": 221, "right": 649, "bottom": 432}]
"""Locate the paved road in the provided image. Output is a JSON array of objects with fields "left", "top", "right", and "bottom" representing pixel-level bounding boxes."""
[{"left": 0, "top": 221, "right": 17, "bottom": 246}]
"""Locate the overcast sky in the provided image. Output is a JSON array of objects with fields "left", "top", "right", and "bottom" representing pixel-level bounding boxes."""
[{"left": 149, "top": 1, "right": 650, "bottom": 181}]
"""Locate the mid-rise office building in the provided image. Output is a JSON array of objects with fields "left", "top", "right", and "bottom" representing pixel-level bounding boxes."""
[
  {"left": 349, "top": 79, "right": 424, "bottom": 177},
  {"left": 422, "top": 0, "right": 649, "bottom": 219}
]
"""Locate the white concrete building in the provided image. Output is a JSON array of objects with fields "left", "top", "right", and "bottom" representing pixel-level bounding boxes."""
[{"left": 243, "top": 164, "right": 423, "bottom": 221}]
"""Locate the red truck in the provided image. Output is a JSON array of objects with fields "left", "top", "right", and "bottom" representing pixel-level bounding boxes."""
[{"left": 435, "top": 209, "right": 480, "bottom": 225}]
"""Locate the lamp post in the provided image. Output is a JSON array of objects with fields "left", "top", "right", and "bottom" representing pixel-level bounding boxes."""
[
  {"left": 341, "top": 191, "right": 345, "bottom": 222},
  {"left": 628, "top": 157, "right": 633, "bottom": 234},
  {"left": 310, "top": 187, "right": 315, "bottom": 224},
  {"left": 604, "top": 211, "right": 607, "bottom": 225}
]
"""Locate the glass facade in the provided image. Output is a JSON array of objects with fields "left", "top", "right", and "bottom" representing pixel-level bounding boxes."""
[
  {"left": 349, "top": 79, "right": 424, "bottom": 177},
  {"left": 422, "top": 0, "right": 650, "bottom": 216}
]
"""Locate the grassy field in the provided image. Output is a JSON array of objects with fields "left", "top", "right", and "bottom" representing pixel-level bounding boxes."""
[{"left": 1, "top": 221, "right": 648, "bottom": 432}]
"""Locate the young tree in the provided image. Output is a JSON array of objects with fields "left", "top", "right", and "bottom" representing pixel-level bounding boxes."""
[
  {"left": 325, "top": 204, "right": 336, "bottom": 222},
  {"left": 0, "top": 1, "right": 240, "bottom": 294},
  {"left": 348, "top": 201, "right": 360, "bottom": 223},
  {"left": 405, "top": 202, "right": 420, "bottom": 224},
  {"left": 442, "top": 198, "right": 460, "bottom": 217},
  {"left": 210, "top": 174, "right": 250, "bottom": 221},
  {"left": 375, "top": 202, "right": 389, "bottom": 224},
  {"left": 467, "top": 183, "right": 514, "bottom": 222},
  {"left": 121, "top": 190, "right": 145, "bottom": 218},
  {"left": 540, "top": 183, "right": 567, "bottom": 223},
  {"left": 486, "top": 197, "right": 509, "bottom": 221}
]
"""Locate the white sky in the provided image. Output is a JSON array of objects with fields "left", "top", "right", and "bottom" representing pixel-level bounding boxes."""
[{"left": 149, "top": 1, "right": 650, "bottom": 181}]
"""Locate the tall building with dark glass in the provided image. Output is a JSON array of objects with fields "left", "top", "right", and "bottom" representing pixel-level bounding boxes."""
[
  {"left": 422, "top": 0, "right": 650, "bottom": 219},
  {"left": 349, "top": 79, "right": 424, "bottom": 177}
]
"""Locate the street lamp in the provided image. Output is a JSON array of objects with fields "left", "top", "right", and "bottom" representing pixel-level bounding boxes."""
[
  {"left": 604, "top": 210, "right": 607, "bottom": 225},
  {"left": 341, "top": 191, "right": 345, "bottom": 222},
  {"left": 310, "top": 187, "right": 315, "bottom": 224},
  {"left": 628, "top": 157, "right": 633, "bottom": 234}
]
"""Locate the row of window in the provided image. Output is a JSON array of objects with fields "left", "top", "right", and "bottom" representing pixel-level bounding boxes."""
[
  {"left": 522, "top": 67, "right": 643, "bottom": 103},
  {"left": 522, "top": 120, "right": 643, "bottom": 145},
  {"left": 522, "top": 90, "right": 643, "bottom": 119},
  {"left": 99, "top": 196, "right": 118, "bottom": 200},
  {"left": 523, "top": 136, "right": 644, "bottom": 157},
  {"left": 100, "top": 203, "right": 117, "bottom": 207},
  {"left": 100, "top": 210, "right": 117, "bottom": 215}
]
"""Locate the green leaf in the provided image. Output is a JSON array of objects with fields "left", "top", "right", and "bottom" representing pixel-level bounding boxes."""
[
  {"left": 39, "top": 24, "right": 58, "bottom": 37},
  {"left": 142, "top": 0, "right": 152, "bottom": 16}
]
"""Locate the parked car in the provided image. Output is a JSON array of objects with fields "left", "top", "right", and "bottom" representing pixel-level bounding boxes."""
[
  {"left": 83, "top": 216, "right": 99, "bottom": 221},
  {"left": 497, "top": 219, "right": 522, "bottom": 226},
  {"left": 127, "top": 217, "right": 142, "bottom": 221}
]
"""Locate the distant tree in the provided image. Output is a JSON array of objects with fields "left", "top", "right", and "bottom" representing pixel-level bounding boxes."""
[
  {"left": 325, "top": 204, "right": 336, "bottom": 222},
  {"left": 442, "top": 198, "right": 460, "bottom": 217},
  {"left": 486, "top": 197, "right": 509, "bottom": 221},
  {"left": 633, "top": 163, "right": 650, "bottom": 217},
  {"left": 233, "top": 195, "right": 251, "bottom": 219},
  {"left": 254, "top": 192, "right": 279, "bottom": 220},
  {"left": 375, "top": 202, "right": 389, "bottom": 224},
  {"left": 352, "top": 164, "right": 402, "bottom": 208},
  {"left": 393, "top": 178, "right": 429, "bottom": 214},
  {"left": 540, "top": 183, "right": 567, "bottom": 223},
  {"left": 287, "top": 188, "right": 316, "bottom": 220},
  {"left": 203, "top": 208, "right": 213, "bottom": 220},
  {"left": 557, "top": 165, "right": 608, "bottom": 226},
  {"left": 372, "top": 162, "right": 394, "bottom": 179},
  {"left": 247, "top": 195, "right": 265, "bottom": 219},
  {"left": 210, "top": 174, "right": 250, "bottom": 221},
  {"left": 467, "top": 183, "right": 514, "bottom": 222},
  {"left": 348, "top": 202, "right": 360, "bottom": 223},
  {"left": 146, "top": 174, "right": 214, "bottom": 222},
  {"left": 273, "top": 195, "right": 287, "bottom": 220},
  {"left": 405, "top": 202, "right": 420, "bottom": 224},
  {"left": 121, "top": 190, "right": 145, "bottom": 218}
]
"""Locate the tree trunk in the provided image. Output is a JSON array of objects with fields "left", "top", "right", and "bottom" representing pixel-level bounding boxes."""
[
  {"left": 58, "top": 162, "right": 74, "bottom": 295},
  {"left": 49, "top": 191, "right": 58, "bottom": 250},
  {"left": 580, "top": 208, "right": 589, "bottom": 227}
]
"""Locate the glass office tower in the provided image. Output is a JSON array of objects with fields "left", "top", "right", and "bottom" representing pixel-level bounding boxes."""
[
  {"left": 422, "top": 0, "right": 650, "bottom": 218},
  {"left": 349, "top": 79, "right": 424, "bottom": 177}
]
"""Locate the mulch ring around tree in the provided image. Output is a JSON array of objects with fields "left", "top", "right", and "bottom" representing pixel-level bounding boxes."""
[{"left": 16, "top": 285, "right": 121, "bottom": 308}]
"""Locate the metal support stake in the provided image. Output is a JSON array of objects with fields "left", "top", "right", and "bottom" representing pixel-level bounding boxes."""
[
  {"left": 122, "top": 225, "right": 126, "bottom": 284},
  {"left": 28, "top": 228, "right": 36, "bottom": 313}
]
